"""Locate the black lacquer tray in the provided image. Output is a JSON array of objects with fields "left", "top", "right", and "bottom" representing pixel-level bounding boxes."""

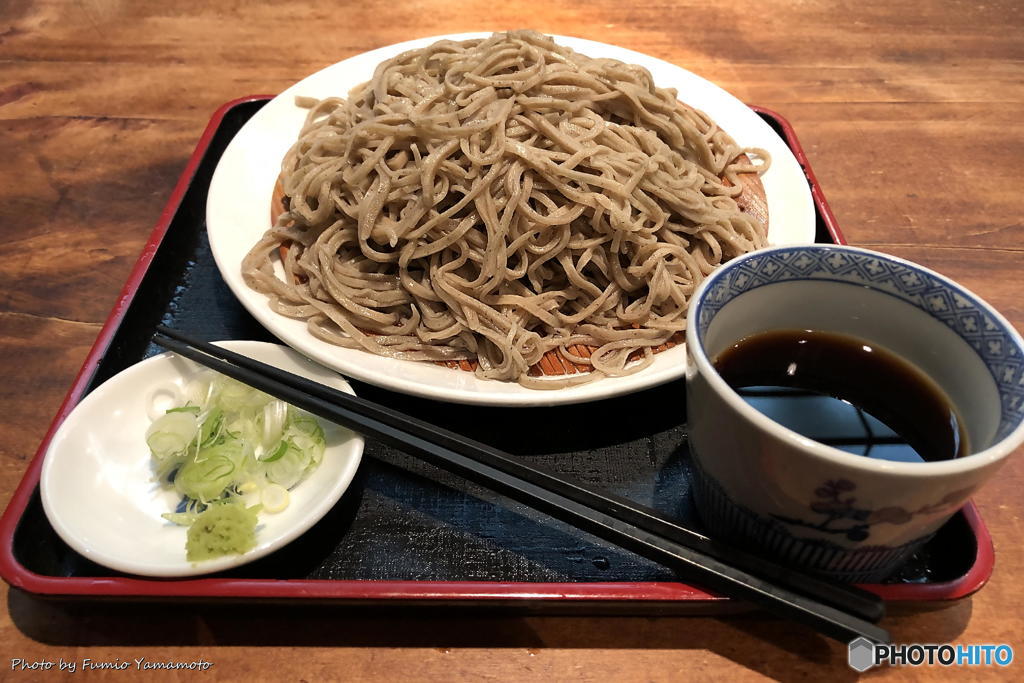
[{"left": 0, "top": 97, "right": 992, "bottom": 610}]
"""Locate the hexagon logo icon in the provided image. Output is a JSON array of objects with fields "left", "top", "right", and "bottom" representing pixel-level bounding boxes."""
[{"left": 848, "top": 637, "right": 876, "bottom": 672}]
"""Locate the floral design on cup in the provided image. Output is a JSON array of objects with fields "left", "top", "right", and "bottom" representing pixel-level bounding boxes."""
[{"left": 773, "top": 479, "right": 975, "bottom": 543}]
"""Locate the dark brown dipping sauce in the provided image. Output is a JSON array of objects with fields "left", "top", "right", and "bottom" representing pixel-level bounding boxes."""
[{"left": 712, "top": 329, "right": 969, "bottom": 463}]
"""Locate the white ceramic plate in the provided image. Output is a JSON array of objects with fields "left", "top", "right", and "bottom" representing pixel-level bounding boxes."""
[
  {"left": 40, "top": 341, "right": 364, "bottom": 577},
  {"left": 207, "top": 33, "right": 816, "bottom": 407}
]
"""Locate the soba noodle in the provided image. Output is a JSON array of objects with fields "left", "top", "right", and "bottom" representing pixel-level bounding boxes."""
[{"left": 242, "top": 30, "right": 769, "bottom": 388}]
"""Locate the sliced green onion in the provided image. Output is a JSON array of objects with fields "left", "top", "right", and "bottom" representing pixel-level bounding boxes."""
[
  {"left": 162, "top": 511, "right": 199, "bottom": 526},
  {"left": 260, "top": 484, "right": 290, "bottom": 513},
  {"left": 175, "top": 450, "right": 238, "bottom": 502},
  {"left": 146, "top": 411, "right": 199, "bottom": 459},
  {"left": 149, "top": 370, "right": 330, "bottom": 561},
  {"left": 199, "top": 406, "right": 224, "bottom": 447},
  {"left": 259, "top": 440, "right": 290, "bottom": 463},
  {"left": 261, "top": 400, "right": 288, "bottom": 450},
  {"left": 166, "top": 405, "right": 201, "bottom": 415}
]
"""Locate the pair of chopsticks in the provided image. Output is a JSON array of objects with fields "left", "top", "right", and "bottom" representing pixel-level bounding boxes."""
[{"left": 153, "top": 326, "right": 889, "bottom": 644}]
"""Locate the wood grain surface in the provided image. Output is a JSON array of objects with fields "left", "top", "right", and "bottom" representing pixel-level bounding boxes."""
[{"left": 1, "top": 0, "right": 1022, "bottom": 680}]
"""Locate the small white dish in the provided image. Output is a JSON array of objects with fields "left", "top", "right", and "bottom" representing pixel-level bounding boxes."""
[
  {"left": 206, "top": 33, "right": 817, "bottom": 407},
  {"left": 40, "top": 341, "right": 364, "bottom": 577}
]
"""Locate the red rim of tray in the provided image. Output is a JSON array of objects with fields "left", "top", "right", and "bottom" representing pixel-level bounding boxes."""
[{"left": 0, "top": 96, "right": 993, "bottom": 605}]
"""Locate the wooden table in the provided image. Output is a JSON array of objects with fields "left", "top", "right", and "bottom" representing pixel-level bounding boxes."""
[{"left": 1, "top": 0, "right": 1021, "bottom": 679}]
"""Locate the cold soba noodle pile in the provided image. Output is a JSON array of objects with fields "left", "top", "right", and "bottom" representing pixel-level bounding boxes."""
[{"left": 243, "top": 31, "right": 769, "bottom": 388}]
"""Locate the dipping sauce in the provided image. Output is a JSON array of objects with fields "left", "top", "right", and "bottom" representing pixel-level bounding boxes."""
[{"left": 712, "top": 330, "right": 968, "bottom": 463}]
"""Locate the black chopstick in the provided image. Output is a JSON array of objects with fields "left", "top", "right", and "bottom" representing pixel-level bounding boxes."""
[
  {"left": 152, "top": 327, "right": 890, "bottom": 644},
  {"left": 156, "top": 326, "right": 884, "bottom": 623}
]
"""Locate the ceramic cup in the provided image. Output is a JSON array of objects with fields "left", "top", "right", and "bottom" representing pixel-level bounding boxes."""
[{"left": 685, "top": 244, "right": 1024, "bottom": 582}]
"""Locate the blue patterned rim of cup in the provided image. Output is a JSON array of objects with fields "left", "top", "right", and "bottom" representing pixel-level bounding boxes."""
[
  {"left": 685, "top": 244, "right": 1024, "bottom": 582},
  {"left": 694, "top": 245, "right": 1024, "bottom": 447}
]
